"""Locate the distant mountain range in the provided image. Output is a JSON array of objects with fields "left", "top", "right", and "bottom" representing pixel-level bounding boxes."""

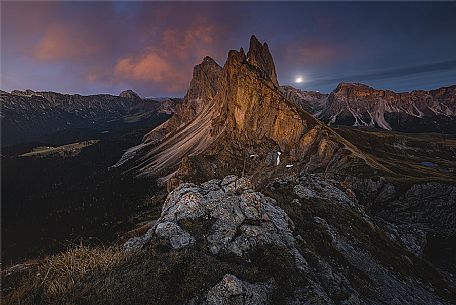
[
  {"left": 3, "top": 81, "right": 454, "bottom": 149},
  {"left": 282, "top": 83, "right": 456, "bottom": 133},
  {"left": 0, "top": 89, "right": 181, "bottom": 146}
]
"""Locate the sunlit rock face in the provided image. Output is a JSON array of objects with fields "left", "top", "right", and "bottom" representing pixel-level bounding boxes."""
[
  {"left": 282, "top": 83, "right": 456, "bottom": 133},
  {"left": 246, "top": 36, "right": 278, "bottom": 87},
  {"left": 116, "top": 35, "right": 374, "bottom": 181},
  {"left": 114, "top": 55, "right": 225, "bottom": 174}
]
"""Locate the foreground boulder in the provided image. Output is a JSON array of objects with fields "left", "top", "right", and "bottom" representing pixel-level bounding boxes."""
[
  {"left": 189, "top": 274, "right": 273, "bottom": 305},
  {"left": 126, "top": 175, "right": 307, "bottom": 270}
]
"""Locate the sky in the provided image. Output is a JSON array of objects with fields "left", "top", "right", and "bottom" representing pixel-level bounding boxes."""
[{"left": 2, "top": 1, "right": 456, "bottom": 97}]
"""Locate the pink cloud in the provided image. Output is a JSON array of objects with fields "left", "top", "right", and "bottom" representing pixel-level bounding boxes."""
[
  {"left": 33, "top": 25, "right": 102, "bottom": 61},
  {"left": 3, "top": 2, "right": 240, "bottom": 95},
  {"left": 115, "top": 51, "right": 171, "bottom": 82},
  {"left": 113, "top": 25, "right": 222, "bottom": 93}
]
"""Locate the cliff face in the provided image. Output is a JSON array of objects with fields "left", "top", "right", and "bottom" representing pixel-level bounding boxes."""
[
  {"left": 117, "top": 36, "right": 375, "bottom": 182},
  {"left": 213, "top": 46, "right": 352, "bottom": 166},
  {"left": 245, "top": 37, "right": 278, "bottom": 87},
  {"left": 282, "top": 83, "right": 456, "bottom": 133},
  {"left": 324, "top": 83, "right": 456, "bottom": 130},
  {"left": 141, "top": 56, "right": 223, "bottom": 145}
]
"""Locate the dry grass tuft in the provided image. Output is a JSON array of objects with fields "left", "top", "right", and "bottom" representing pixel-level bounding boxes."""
[{"left": 3, "top": 244, "right": 134, "bottom": 305}]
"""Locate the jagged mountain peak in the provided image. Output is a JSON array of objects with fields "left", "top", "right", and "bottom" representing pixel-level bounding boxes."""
[
  {"left": 201, "top": 55, "right": 219, "bottom": 66},
  {"left": 138, "top": 55, "right": 223, "bottom": 146},
  {"left": 246, "top": 35, "right": 278, "bottom": 87},
  {"left": 225, "top": 35, "right": 278, "bottom": 87},
  {"left": 187, "top": 55, "right": 222, "bottom": 101},
  {"left": 117, "top": 36, "right": 376, "bottom": 184},
  {"left": 332, "top": 82, "right": 397, "bottom": 99}
]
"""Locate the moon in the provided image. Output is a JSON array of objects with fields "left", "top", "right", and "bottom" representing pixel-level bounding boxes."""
[{"left": 295, "top": 76, "right": 304, "bottom": 83}]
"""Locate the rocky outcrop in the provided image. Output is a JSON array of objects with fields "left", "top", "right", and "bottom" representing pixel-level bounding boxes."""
[
  {"left": 299, "top": 172, "right": 456, "bottom": 274},
  {"left": 282, "top": 83, "right": 456, "bottom": 133},
  {"left": 268, "top": 173, "right": 455, "bottom": 304},
  {"left": 120, "top": 174, "right": 454, "bottom": 305},
  {"left": 125, "top": 175, "right": 307, "bottom": 270},
  {"left": 5, "top": 174, "right": 454, "bottom": 304},
  {"left": 189, "top": 274, "right": 273, "bottom": 305},
  {"left": 380, "top": 182, "right": 456, "bottom": 235},
  {"left": 373, "top": 182, "right": 456, "bottom": 269}
]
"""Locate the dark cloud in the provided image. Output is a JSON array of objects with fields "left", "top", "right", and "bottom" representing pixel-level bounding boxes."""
[{"left": 2, "top": 2, "right": 456, "bottom": 96}]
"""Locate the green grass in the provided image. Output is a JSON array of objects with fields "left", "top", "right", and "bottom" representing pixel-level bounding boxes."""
[{"left": 19, "top": 140, "right": 99, "bottom": 157}]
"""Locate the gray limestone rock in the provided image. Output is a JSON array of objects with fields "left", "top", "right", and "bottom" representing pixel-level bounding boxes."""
[
  {"left": 147, "top": 175, "right": 307, "bottom": 270},
  {"left": 155, "top": 221, "right": 195, "bottom": 249},
  {"left": 190, "top": 274, "right": 272, "bottom": 305}
]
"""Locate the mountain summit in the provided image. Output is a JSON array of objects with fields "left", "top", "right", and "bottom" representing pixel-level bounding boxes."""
[
  {"left": 119, "top": 90, "right": 141, "bottom": 100},
  {"left": 116, "top": 36, "right": 375, "bottom": 184},
  {"left": 246, "top": 35, "right": 278, "bottom": 87}
]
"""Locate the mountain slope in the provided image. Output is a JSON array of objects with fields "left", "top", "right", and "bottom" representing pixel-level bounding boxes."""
[
  {"left": 282, "top": 83, "right": 456, "bottom": 133},
  {"left": 116, "top": 36, "right": 378, "bottom": 183},
  {"left": 0, "top": 90, "right": 181, "bottom": 146},
  {"left": 4, "top": 174, "right": 455, "bottom": 305}
]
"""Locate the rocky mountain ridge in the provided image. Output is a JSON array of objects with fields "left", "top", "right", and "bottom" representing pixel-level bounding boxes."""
[
  {"left": 281, "top": 83, "right": 456, "bottom": 133},
  {"left": 1, "top": 89, "right": 181, "bottom": 146},
  {"left": 282, "top": 83, "right": 456, "bottom": 133},
  {"left": 116, "top": 36, "right": 377, "bottom": 184}
]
